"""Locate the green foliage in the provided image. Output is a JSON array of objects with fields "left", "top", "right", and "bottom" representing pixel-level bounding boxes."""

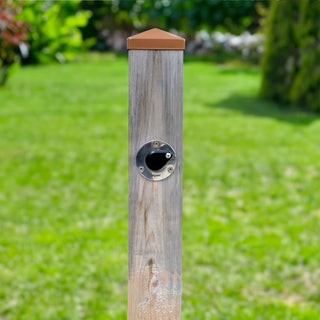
[
  {"left": 80, "top": 0, "right": 135, "bottom": 51},
  {"left": 80, "top": 0, "right": 269, "bottom": 50},
  {"left": 1, "top": 55, "right": 320, "bottom": 318},
  {"left": 20, "top": 0, "right": 91, "bottom": 64},
  {"left": 260, "top": 0, "right": 320, "bottom": 111},
  {"left": 290, "top": 0, "right": 320, "bottom": 112},
  {"left": 140, "top": 0, "right": 266, "bottom": 34}
]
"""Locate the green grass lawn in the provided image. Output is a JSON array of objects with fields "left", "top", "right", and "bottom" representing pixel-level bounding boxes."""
[{"left": 1, "top": 53, "right": 320, "bottom": 320}]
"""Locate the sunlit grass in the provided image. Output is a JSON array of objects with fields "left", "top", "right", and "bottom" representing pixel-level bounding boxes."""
[{"left": 0, "top": 54, "right": 320, "bottom": 319}]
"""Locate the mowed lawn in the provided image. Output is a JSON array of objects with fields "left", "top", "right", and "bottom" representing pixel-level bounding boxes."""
[{"left": 1, "top": 54, "right": 320, "bottom": 320}]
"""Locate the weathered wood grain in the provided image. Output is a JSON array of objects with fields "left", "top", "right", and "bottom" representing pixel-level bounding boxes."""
[{"left": 128, "top": 50, "right": 183, "bottom": 320}]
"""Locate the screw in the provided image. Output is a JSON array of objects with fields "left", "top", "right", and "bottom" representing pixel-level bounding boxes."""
[
  {"left": 165, "top": 152, "right": 171, "bottom": 159},
  {"left": 152, "top": 141, "right": 159, "bottom": 148},
  {"left": 139, "top": 166, "right": 144, "bottom": 172},
  {"left": 168, "top": 166, "right": 174, "bottom": 173}
]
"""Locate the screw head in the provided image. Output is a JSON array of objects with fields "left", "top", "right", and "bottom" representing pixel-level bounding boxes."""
[
  {"left": 168, "top": 166, "right": 174, "bottom": 173},
  {"left": 152, "top": 141, "right": 160, "bottom": 148},
  {"left": 139, "top": 166, "right": 144, "bottom": 172},
  {"left": 165, "top": 152, "right": 171, "bottom": 159}
]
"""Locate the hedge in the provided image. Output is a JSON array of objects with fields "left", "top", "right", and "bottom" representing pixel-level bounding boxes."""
[{"left": 260, "top": 0, "right": 320, "bottom": 112}]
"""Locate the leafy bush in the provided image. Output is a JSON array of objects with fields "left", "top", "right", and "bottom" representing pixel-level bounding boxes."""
[
  {"left": 0, "top": 0, "right": 28, "bottom": 85},
  {"left": 260, "top": 0, "right": 320, "bottom": 111},
  {"left": 19, "top": 0, "right": 91, "bottom": 64}
]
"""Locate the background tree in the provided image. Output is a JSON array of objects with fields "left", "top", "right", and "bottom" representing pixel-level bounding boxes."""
[
  {"left": 80, "top": 0, "right": 269, "bottom": 51},
  {"left": 80, "top": 0, "right": 136, "bottom": 51},
  {"left": 140, "top": 0, "right": 265, "bottom": 34},
  {"left": 260, "top": 0, "right": 320, "bottom": 112}
]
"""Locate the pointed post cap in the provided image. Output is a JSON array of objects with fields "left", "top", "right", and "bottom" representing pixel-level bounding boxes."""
[{"left": 127, "top": 28, "right": 185, "bottom": 50}]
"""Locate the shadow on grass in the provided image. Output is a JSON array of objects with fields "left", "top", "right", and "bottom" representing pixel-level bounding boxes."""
[{"left": 207, "top": 94, "right": 319, "bottom": 126}]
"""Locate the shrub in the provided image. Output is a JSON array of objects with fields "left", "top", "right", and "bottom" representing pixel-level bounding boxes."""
[
  {"left": 0, "top": 0, "right": 28, "bottom": 85},
  {"left": 19, "top": 0, "right": 91, "bottom": 64},
  {"left": 260, "top": 0, "right": 320, "bottom": 112}
]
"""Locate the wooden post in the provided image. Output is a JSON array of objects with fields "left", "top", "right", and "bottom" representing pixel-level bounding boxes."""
[{"left": 127, "top": 29, "right": 185, "bottom": 319}]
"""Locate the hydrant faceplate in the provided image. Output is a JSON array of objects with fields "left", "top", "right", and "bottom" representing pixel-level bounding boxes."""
[{"left": 136, "top": 140, "right": 176, "bottom": 181}]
